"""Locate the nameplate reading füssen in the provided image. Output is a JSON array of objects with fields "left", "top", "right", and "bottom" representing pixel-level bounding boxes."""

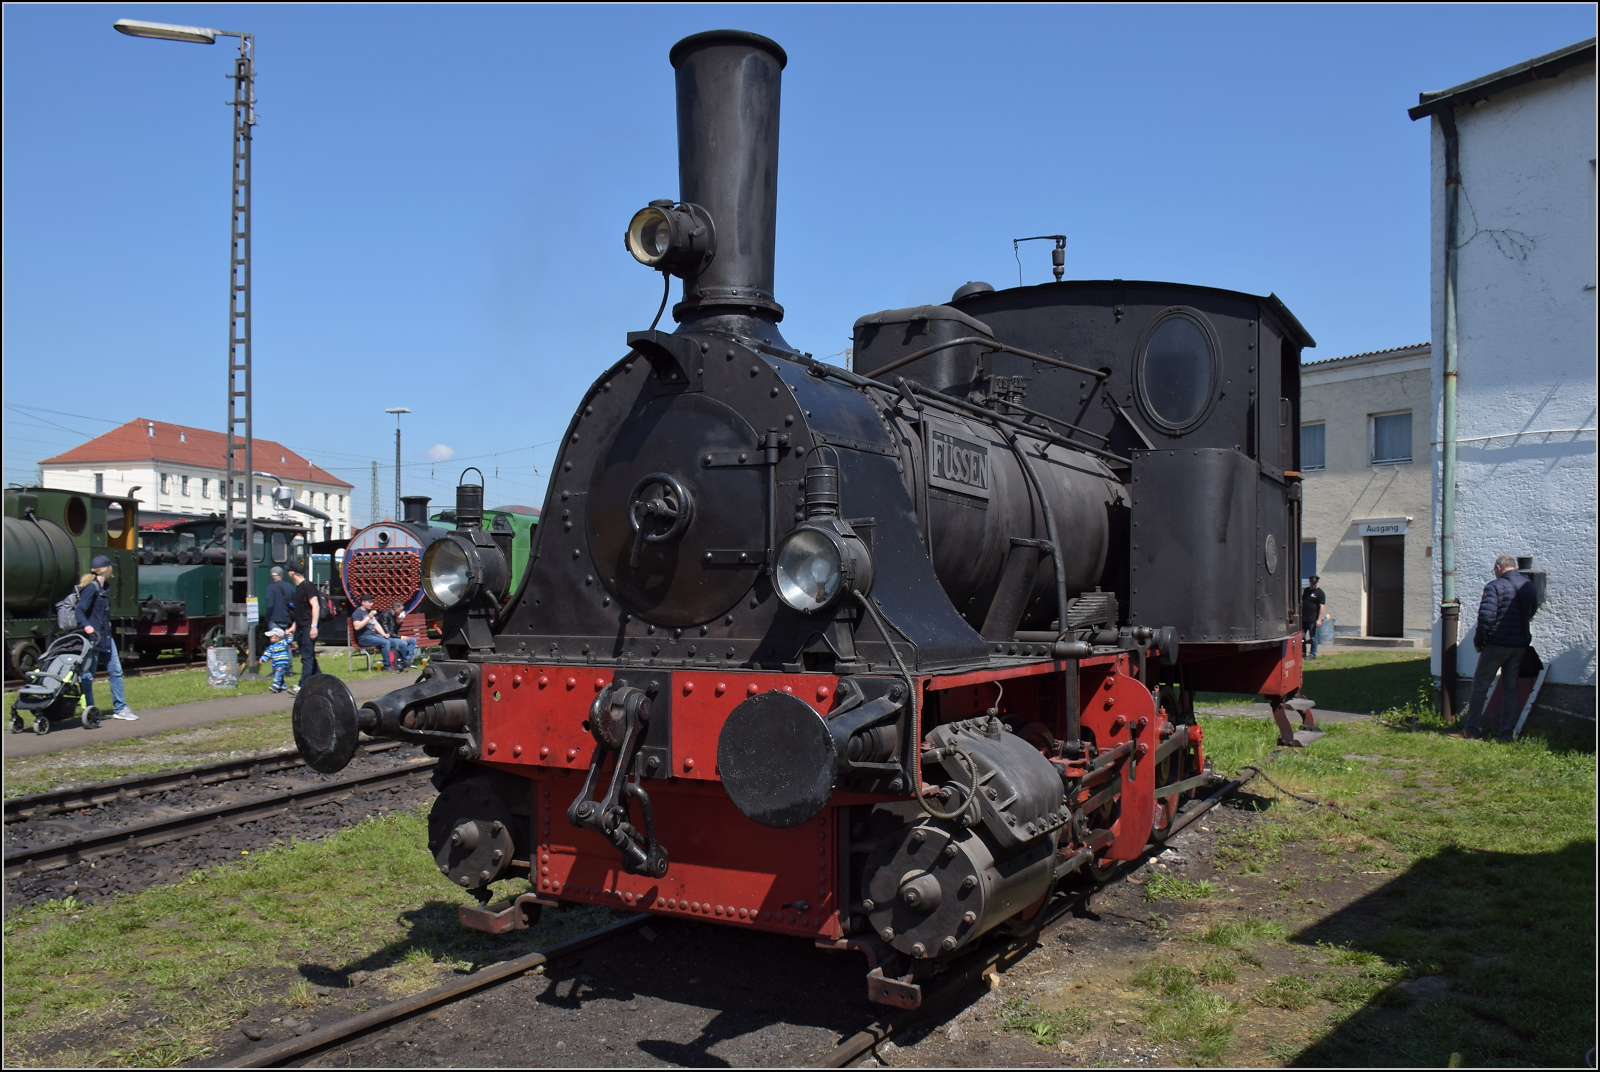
[{"left": 926, "top": 419, "right": 991, "bottom": 499}]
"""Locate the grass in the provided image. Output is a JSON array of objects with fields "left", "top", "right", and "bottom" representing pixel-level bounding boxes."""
[
  {"left": 1141, "top": 874, "right": 1215, "bottom": 902},
  {"left": 1129, "top": 921, "right": 1284, "bottom": 1058},
  {"left": 1, "top": 806, "right": 617, "bottom": 1068},
  {"left": 1186, "top": 668, "right": 1595, "bottom": 1067},
  {"left": 1132, "top": 963, "right": 1241, "bottom": 1061},
  {"left": 1000, "top": 996, "right": 1091, "bottom": 1047},
  {"left": 1253, "top": 974, "right": 1316, "bottom": 1010},
  {"left": 1196, "top": 648, "right": 1431, "bottom": 713},
  {"left": 1196, "top": 916, "right": 1288, "bottom": 949},
  {"left": 4, "top": 652, "right": 395, "bottom": 723}
]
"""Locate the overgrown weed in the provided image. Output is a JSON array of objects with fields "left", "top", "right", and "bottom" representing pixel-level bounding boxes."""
[
  {"left": 999, "top": 996, "right": 1090, "bottom": 1046},
  {"left": 1141, "top": 874, "right": 1214, "bottom": 902}
]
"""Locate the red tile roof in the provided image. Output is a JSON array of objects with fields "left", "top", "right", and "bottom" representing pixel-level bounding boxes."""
[{"left": 40, "top": 419, "right": 352, "bottom": 488}]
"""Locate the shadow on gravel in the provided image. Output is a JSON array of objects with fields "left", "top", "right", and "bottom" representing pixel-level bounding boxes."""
[
  {"left": 1288, "top": 840, "right": 1595, "bottom": 1068},
  {"left": 292, "top": 900, "right": 888, "bottom": 1063},
  {"left": 539, "top": 918, "right": 878, "bottom": 1063}
]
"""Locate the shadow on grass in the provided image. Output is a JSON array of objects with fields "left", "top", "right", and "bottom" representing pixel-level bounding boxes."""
[
  {"left": 1300, "top": 656, "right": 1431, "bottom": 714},
  {"left": 1197, "top": 651, "right": 1433, "bottom": 716},
  {"left": 293, "top": 898, "right": 615, "bottom": 990},
  {"left": 1288, "top": 840, "right": 1596, "bottom": 1068},
  {"left": 1378, "top": 707, "right": 1596, "bottom": 756}
]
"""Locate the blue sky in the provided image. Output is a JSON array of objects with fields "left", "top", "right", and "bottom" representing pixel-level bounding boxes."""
[{"left": 4, "top": 5, "right": 1594, "bottom": 521}]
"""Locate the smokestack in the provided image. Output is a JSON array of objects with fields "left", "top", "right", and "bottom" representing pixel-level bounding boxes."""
[
  {"left": 669, "top": 31, "right": 789, "bottom": 343},
  {"left": 400, "top": 495, "right": 431, "bottom": 526}
]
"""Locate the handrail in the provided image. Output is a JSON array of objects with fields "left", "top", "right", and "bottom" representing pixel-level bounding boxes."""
[{"left": 863, "top": 336, "right": 1109, "bottom": 381}]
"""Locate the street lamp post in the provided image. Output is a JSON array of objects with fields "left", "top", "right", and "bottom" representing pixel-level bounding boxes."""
[
  {"left": 386, "top": 408, "right": 411, "bottom": 519},
  {"left": 116, "top": 18, "right": 260, "bottom": 673}
]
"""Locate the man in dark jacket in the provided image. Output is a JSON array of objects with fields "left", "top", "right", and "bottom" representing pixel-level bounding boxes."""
[
  {"left": 262, "top": 566, "right": 295, "bottom": 633},
  {"left": 1455, "top": 555, "right": 1537, "bottom": 740}
]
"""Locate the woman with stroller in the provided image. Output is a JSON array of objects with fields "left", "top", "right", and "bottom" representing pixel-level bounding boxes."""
[{"left": 75, "top": 555, "right": 136, "bottom": 721}]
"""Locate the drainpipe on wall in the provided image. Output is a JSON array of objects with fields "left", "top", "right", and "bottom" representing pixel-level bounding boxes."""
[{"left": 1438, "top": 105, "right": 1461, "bottom": 719}]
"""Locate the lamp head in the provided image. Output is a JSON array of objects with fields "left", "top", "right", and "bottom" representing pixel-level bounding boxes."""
[
  {"left": 113, "top": 18, "right": 217, "bottom": 44},
  {"left": 625, "top": 201, "right": 715, "bottom": 277}
]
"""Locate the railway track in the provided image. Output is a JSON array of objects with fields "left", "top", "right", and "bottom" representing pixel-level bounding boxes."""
[
  {"left": 217, "top": 763, "right": 1265, "bottom": 1069},
  {"left": 4, "top": 752, "right": 436, "bottom": 877},
  {"left": 3, "top": 740, "right": 408, "bottom": 824}
]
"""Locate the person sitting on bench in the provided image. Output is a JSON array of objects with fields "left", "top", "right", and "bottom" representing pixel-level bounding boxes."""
[
  {"left": 377, "top": 600, "right": 419, "bottom": 672},
  {"left": 350, "top": 594, "right": 402, "bottom": 669}
]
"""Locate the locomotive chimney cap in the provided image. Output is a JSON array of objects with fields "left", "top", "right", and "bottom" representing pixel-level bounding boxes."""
[{"left": 670, "top": 29, "right": 786, "bottom": 69}]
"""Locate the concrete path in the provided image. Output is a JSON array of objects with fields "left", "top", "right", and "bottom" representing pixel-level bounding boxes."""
[{"left": 4, "top": 674, "right": 411, "bottom": 759}]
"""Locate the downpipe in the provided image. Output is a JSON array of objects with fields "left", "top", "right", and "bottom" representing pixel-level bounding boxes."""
[{"left": 1438, "top": 104, "right": 1461, "bottom": 720}]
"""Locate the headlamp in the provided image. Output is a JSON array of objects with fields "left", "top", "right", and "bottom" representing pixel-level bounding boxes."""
[
  {"left": 422, "top": 531, "right": 508, "bottom": 612},
  {"left": 774, "top": 520, "right": 873, "bottom": 614},
  {"left": 625, "top": 201, "right": 715, "bottom": 277}
]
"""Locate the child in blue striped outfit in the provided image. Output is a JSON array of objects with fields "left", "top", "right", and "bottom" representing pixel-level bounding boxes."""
[{"left": 261, "top": 627, "right": 293, "bottom": 693}]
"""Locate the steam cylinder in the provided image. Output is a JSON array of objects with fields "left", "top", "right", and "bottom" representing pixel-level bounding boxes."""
[{"left": 5, "top": 515, "right": 79, "bottom": 615}]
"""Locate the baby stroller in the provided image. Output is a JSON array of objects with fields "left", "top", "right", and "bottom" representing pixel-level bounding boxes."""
[{"left": 9, "top": 633, "right": 100, "bottom": 735}]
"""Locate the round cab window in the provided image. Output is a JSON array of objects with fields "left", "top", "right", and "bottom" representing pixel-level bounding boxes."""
[
  {"left": 64, "top": 497, "right": 88, "bottom": 536},
  {"left": 1138, "top": 313, "right": 1217, "bottom": 430}
]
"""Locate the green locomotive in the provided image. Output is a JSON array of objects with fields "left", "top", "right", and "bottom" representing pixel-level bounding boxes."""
[
  {"left": 4, "top": 485, "right": 312, "bottom": 677},
  {"left": 4, "top": 486, "right": 139, "bottom": 676},
  {"left": 136, "top": 516, "right": 311, "bottom": 659}
]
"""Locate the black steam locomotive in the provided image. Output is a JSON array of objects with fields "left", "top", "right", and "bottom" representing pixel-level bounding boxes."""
[{"left": 295, "top": 30, "right": 1314, "bottom": 1006}]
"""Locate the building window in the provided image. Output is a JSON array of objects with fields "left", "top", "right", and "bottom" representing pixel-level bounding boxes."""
[
  {"left": 338, "top": 495, "right": 344, "bottom": 512},
  {"left": 255, "top": 484, "right": 264, "bottom": 504},
  {"left": 1301, "top": 539, "right": 1317, "bottom": 586},
  {"left": 160, "top": 472, "right": 170, "bottom": 494},
  {"left": 94, "top": 472, "right": 104, "bottom": 493},
  {"left": 1301, "top": 422, "right": 1326, "bottom": 471},
  {"left": 181, "top": 475, "right": 190, "bottom": 496},
  {"left": 1371, "top": 411, "right": 1412, "bottom": 464},
  {"left": 201, "top": 478, "right": 210, "bottom": 499}
]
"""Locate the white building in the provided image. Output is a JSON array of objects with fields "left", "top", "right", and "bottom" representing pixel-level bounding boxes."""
[
  {"left": 1300, "top": 344, "right": 1434, "bottom": 646},
  {"left": 40, "top": 418, "right": 354, "bottom": 538},
  {"left": 1411, "top": 39, "right": 1597, "bottom": 727}
]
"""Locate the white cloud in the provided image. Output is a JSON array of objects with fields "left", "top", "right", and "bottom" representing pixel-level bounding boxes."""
[{"left": 427, "top": 444, "right": 455, "bottom": 462}]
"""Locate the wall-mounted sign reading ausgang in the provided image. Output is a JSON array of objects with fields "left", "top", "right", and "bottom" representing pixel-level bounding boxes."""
[{"left": 1357, "top": 518, "right": 1410, "bottom": 536}]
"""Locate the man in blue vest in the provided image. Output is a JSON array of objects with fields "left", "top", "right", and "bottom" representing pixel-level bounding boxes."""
[{"left": 1453, "top": 555, "right": 1537, "bottom": 741}]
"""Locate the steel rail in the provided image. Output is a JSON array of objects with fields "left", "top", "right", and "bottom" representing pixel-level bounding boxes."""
[
  {"left": 4, "top": 740, "right": 406, "bottom": 824},
  {"left": 226, "top": 914, "right": 650, "bottom": 1068},
  {"left": 3, "top": 758, "right": 436, "bottom": 874}
]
